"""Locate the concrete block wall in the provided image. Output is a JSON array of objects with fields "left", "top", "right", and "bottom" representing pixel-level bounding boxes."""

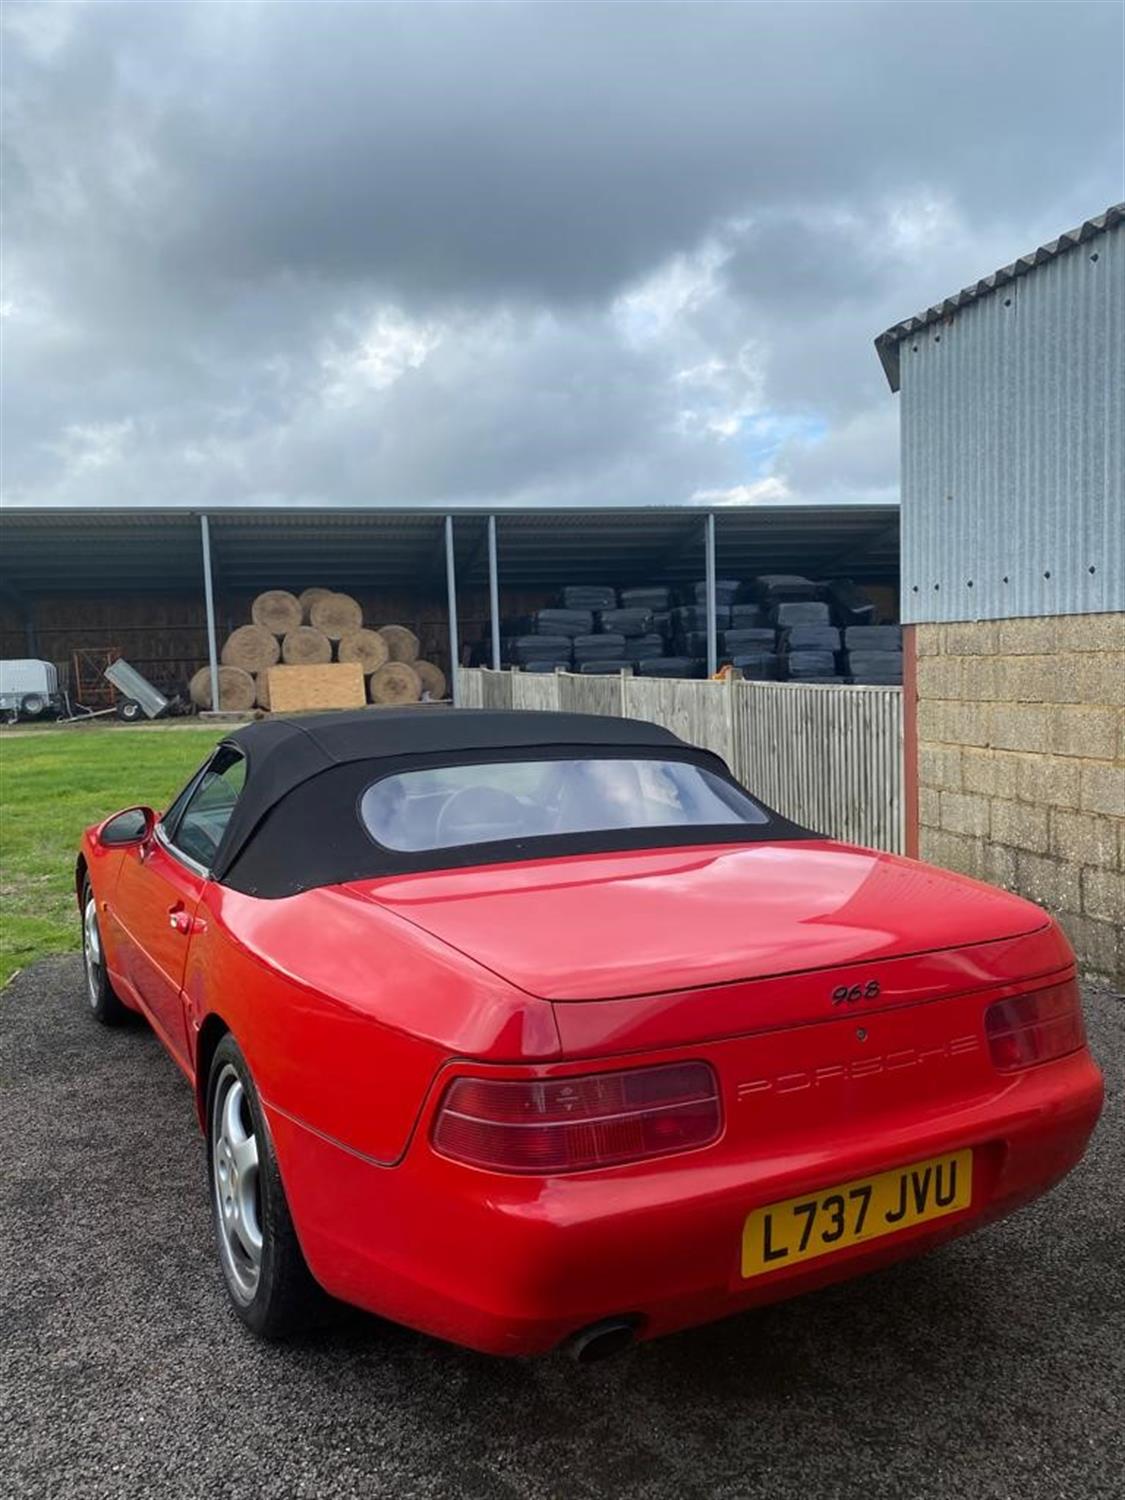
[{"left": 915, "top": 613, "right": 1125, "bottom": 988}]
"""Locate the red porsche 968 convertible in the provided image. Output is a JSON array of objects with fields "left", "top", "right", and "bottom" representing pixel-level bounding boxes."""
[{"left": 77, "top": 709, "right": 1103, "bottom": 1358}]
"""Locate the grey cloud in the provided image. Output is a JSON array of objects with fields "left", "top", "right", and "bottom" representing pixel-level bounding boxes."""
[{"left": 2, "top": 2, "right": 1122, "bottom": 511}]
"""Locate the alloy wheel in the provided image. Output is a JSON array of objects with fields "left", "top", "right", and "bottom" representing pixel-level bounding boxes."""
[
  {"left": 83, "top": 897, "right": 102, "bottom": 1008},
  {"left": 211, "top": 1064, "right": 263, "bottom": 1304}
]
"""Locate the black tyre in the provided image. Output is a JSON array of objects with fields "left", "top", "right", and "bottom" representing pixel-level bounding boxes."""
[
  {"left": 20, "top": 693, "right": 46, "bottom": 719},
  {"left": 116, "top": 698, "right": 143, "bottom": 722},
  {"left": 81, "top": 877, "right": 130, "bottom": 1025},
  {"left": 207, "top": 1034, "right": 319, "bottom": 1338}
]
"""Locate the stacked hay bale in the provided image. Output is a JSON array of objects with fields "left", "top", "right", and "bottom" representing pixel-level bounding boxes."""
[
  {"left": 192, "top": 589, "right": 449, "bottom": 712},
  {"left": 337, "top": 628, "right": 389, "bottom": 675},
  {"left": 251, "top": 590, "right": 304, "bottom": 637},
  {"left": 308, "top": 592, "right": 364, "bottom": 641},
  {"left": 189, "top": 664, "right": 257, "bottom": 713},
  {"left": 369, "top": 624, "right": 422, "bottom": 704},
  {"left": 298, "top": 587, "right": 334, "bottom": 622},
  {"left": 281, "top": 627, "right": 333, "bottom": 665}
]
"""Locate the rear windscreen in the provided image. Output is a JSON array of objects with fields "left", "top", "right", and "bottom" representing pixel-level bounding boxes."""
[{"left": 360, "top": 756, "right": 769, "bottom": 852}]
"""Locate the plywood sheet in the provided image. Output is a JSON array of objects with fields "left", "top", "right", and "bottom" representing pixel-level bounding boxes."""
[{"left": 266, "top": 662, "right": 366, "bottom": 713}]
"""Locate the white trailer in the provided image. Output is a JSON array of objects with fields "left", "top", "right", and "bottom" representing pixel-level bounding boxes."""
[{"left": 0, "top": 659, "right": 64, "bottom": 722}]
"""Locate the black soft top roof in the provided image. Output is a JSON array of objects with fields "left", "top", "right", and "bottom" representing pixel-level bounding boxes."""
[{"left": 212, "top": 707, "right": 686, "bottom": 881}]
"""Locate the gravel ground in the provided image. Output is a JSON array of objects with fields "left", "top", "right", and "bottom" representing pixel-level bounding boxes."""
[{"left": 2, "top": 956, "right": 1122, "bottom": 1500}]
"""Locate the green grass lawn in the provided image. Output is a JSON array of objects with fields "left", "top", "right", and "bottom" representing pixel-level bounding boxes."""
[{"left": 0, "top": 727, "right": 222, "bottom": 986}]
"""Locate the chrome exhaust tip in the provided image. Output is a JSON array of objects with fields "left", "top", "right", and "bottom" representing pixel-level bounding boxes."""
[{"left": 566, "top": 1318, "right": 638, "bottom": 1364}]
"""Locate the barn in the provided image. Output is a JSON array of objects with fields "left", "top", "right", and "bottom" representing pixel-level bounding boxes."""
[
  {"left": 0, "top": 502, "right": 900, "bottom": 708},
  {"left": 877, "top": 202, "right": 1124, "bottom": 987}
]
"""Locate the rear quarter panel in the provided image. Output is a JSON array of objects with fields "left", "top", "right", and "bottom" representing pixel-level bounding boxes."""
[{"left": 187, "top": 882, "right": 560, "bottom": 1164}]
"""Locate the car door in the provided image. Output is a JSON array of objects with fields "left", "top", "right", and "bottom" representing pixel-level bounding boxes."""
[{"left": 111, "top": 748, "right": 246, "bottom": 1072}]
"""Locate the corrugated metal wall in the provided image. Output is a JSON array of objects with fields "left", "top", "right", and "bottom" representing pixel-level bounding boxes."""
[
  {"left": 458, "top": 669, "right": 904, "bottom": 853},
  {"left": 900, "top": 218, "right": 1123, "bottom": 623}
]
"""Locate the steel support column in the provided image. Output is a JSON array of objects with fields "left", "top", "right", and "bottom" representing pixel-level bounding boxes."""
[
  {"left": 705, "top": 511, "right": 718, "bottom": 676},
  {"left": 200, "top": 514, "right": 221, "bottom": 710},
  {"left": 487, "top": 514, "right": 501, "bottom": 671},
  {"left": 445, "top": 514, "right": 461, "bottom": 706}
]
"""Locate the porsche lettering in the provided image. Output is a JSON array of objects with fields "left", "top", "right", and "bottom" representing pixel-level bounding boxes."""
[{"left": 736, "top": 1035, "right": 981, "bottom": 1100}]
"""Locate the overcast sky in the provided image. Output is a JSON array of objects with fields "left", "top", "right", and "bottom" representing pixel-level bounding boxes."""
[{"left": 3, "top": 2, "right": 1122, "bottom": 511}]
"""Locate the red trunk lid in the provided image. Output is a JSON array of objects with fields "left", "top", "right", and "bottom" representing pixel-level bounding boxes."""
[{"left": 354, "top": 841, "right": 1055, "bottom": 1004}]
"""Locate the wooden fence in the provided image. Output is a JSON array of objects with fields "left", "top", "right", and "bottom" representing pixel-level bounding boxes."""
[{"left": 457, "top": 668, "right": 904, "bottom": 853}]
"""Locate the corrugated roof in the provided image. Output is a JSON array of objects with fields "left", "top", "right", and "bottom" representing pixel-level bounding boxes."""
[
  {"left": 875, "top": 202, "right": 1124, "bottom": 391},
  {"left": 0, "top": 504, "right": 900, "bottom": 594}
]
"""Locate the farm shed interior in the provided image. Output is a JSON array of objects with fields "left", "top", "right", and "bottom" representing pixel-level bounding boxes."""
[{"left": 0, "top": 506, "right": 900, "bottom": 708}]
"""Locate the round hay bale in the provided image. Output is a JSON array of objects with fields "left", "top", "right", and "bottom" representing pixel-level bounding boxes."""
[
  {"left": 298, "top": 587, "right": 334, "bottom": 623},
  {"left": 369, "top": 661, "right": 421, "bottom": 705},
  {"left": 413, "top": 660, "right": 447, "bottom": 700},
  {"left": 255, "top": 672, "right": 272, "bottom": 710},
  {"left": 220, "top": 624, "right": 281, "bottom": 674},
  {"left": 281, "top": 626, "right": 333, "bottom": 665},
  {"left": 337, "top": 628, "right": 390, "bottom": 674},
  {"left": 251, "top": 590, "right": 303, "bottom": 636},
  {"left": 189, "top": 665, "right": 256, "bottom": 713},
  {"left": 376, "top": 624, "right": 420, "bottom": 663},
  {"left": 310, "top": 592, "right": 364, "bottom": 640}
]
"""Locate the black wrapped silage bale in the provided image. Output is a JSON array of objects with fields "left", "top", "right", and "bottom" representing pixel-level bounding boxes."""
[
  {"left": 731, "top": 652, "right": 780, "bottom": 680},
  {"left": 620, "top": 586, "right": 674, "bottom": 612},
  {"left": 722, "top": 626, "right": 776, "bottom": 653},
  {"left": 562, "top": 585, "right": 617, "bottom": 611},
  {"left": 578, "top": 662, "right": 631, "bottom": 676},
  {"left": 772, "top": 601, "right": 831, "bottom": 628},
  {"left": 827, "top": 578, "right": 877, "bottom": 628},
  {"left": 653, "top": 611, "right": 675, "bottom": 640},
  {"left": 598, "top": 607, "right": 655, "bottom": 637},
  {"left": 779, "top": 625, "right": 841, "bottom": 653},
  {"left": 637, "top": 657, "right": 703, "bottom": 679},
  {"left": 534, "top": 608, "right": 594, "bottom": 638},
  {"left": 730, "top": 604, "right": 767, "bottom": 626},
  {"left": 625, "top": 633, "right": 666, "bottom": 664},
  {"left": 674, "top": 605, "right": 732, "bottom": 632},
  {"left": 844, "top": 625, "right": 902, "bottom": 650},
  {"left": 572, "top": 633, "right": 627, "bottom": 663},
  {"left": 692, "top": 579, "right": 742, "bottom": 606},
  {"left": 750, "top": 574, "right": 822, "bottom": 604},
  {"left": 513, "top": 634, "right": 573, "bottom": 665},
  {"left": 846, "top": 650, "right": 903, "bottom": 684},
  {"left": 785, "top": 649, "right": 837, "bottom": 680},
  {"left": 522, "top": 660, "right": 569, "bottom": 673}
]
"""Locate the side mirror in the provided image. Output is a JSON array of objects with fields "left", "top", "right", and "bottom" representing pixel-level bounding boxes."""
[{"left": 98, "top": 806, "right": 156, "bottom": 847}]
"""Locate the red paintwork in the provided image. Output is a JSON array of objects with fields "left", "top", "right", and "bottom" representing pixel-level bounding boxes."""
[
  {"left": 356, "top": 842, "right": 1056, "bottom": 999},
  {"left": 79, "top": 813, "right": 1104, "bottom": 1356}
]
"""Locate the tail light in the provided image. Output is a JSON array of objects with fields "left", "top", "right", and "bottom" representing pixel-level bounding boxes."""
[
  {"left": 432, "top": 1061, "right": 721, "bottom": 1173},
  {"left": 985, "top": 980, "right": 1086, "bottom": 1071}
]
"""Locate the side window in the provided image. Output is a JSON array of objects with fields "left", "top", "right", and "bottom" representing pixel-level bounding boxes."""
[
  {"left": 161, "top": 763, "right": 208, "bottom": 834},
  {"left": 169, "top": 751, "right": 246, "bottom": 871}
]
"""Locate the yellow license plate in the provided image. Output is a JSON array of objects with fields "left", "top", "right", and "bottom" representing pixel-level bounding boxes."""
[{"left": 741, "top": 1150, "right": 972, "bottom": 1279}]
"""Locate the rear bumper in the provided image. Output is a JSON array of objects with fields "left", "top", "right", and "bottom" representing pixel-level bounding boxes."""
[{"left": 266, "top": 1048, "right": 1103, "bottom": 1356}]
